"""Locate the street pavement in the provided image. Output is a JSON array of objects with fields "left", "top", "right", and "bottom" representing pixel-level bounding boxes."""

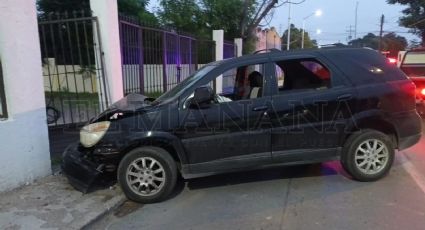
[
  {"left": 0, "top": 175, "right": 125, "bottom": 230},
  {"left": 91, "top": 135, "right": 425, "bottom": 230}
]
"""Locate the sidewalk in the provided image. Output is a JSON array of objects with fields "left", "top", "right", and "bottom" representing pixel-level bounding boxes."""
[{"left": 0, "top": 174, "right": 126, "bottom": 230}]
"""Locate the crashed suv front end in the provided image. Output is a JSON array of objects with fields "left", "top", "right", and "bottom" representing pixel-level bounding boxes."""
[
  {"left": 61, "top": 94, "right": 153, "bottom": 192},
  {"left": 62, "top": 143, "right": 120, "bottom": 192}
]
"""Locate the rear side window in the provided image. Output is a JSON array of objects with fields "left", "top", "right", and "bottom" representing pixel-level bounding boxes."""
[
  {"left": 324, "top": 49, "right": 407, "bottom": 85},
  {"left": 274, "top": 58, "right": 331, "bottom": 93}
]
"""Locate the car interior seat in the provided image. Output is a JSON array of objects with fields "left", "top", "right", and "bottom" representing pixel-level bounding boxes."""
[{"left": 248, "top": 71, "right": 263, "bottom": 99}]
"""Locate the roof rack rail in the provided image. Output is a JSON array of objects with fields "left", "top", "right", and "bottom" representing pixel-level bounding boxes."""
[{"left": 252, "top": 48, "right": 282, "bottom": 54}]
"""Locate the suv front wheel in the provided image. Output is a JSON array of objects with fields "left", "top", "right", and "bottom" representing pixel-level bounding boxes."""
[
  {"left": 118, "top": 147, "right": 177, "bottom": 203},
  {"left": 341, "top": 130, "right": 395, "bottom": 181}
]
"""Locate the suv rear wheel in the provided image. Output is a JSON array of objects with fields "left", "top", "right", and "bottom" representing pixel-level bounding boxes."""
[
  {"left": 341, "top": 130, "right": 395, "bottom": 181},
  {"left": 118, "top": 147, "right": 177, "bottom": 203}
]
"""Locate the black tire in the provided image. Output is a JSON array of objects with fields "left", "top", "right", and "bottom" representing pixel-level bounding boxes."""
[
  {"left": 341, "top": 129, "right": 395, "bottom": 182},
  {"left": 118, "top": 147, "right": 177, "bottom": 203}
]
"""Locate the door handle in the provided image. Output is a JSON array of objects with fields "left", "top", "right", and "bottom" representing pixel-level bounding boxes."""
[
  {"left": 283, "top": 109, "right": 309, "bottom": 118},
  {"left": 253, "top": 106, "right": 268, "bottom": 112},
  {"left": 338, "top": 94, "right": 353, "bottom": 101}
]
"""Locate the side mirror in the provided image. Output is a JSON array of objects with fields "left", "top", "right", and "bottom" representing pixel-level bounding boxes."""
[{"left": 191, "top": 86, "right": 214, "bottom": 108}]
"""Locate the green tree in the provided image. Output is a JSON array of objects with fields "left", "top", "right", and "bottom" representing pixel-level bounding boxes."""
[
  {"left": 387, "top": 0, "right": 425, "bottom": 44},
  {"left": 383, "top": 32, "right": 408, "bottom": 56},
  {"left": 349, "top": 32, "right": 407, "bottom": 56},
  {"left": 37, "top": 0, "right": 156, "bottom": 23},
  {"left": 349, "top": 33, "right": 380, "bottom": 49},
  {"left": 158, "top": 0, "right": 281, "bottom": 52},
  {"left": 37, "top": 0, "right": 90, "bottom": 16},
  {"left": 158, "top": 0, "right": 204, "bottom": 34},
  {"left": 281, "top": 24, "right": 318, "bottom": 49},
  {"left": 117, "top": 0, "right": 157, "bottom": 24}
]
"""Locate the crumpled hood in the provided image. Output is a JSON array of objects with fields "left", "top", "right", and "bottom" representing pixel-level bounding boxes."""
[
  {"left": 109, "top": 93, "right": 152, "bottom": 111},
  {"left": 90, "top": 93, "right": 153, "bottom": 123}
]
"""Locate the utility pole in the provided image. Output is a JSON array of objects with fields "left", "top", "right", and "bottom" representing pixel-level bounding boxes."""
[
  {"left": 354, "top": 1, "right": 359, "bottom": 39},
  {"left": 346, "top": 25, "right": 354, "bottom": 41},
  {"left": 287, "top": 3, "right": 291, "bottom": 50},
  {"left": 379, "top": 14, "right": 384, "bottom": 51}
]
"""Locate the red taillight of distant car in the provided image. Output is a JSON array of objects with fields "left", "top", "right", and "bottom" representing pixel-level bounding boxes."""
[
  {"left": 388, "top": 58, "right": 397, "bottom": 64},
  {"left": 421, "top": 88, "right": 425, "bottom": 96}
]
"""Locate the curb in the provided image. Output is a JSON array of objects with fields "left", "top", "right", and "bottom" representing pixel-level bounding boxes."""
[{"left": 80, "top": 194, "right": 127, "bottom": 229}]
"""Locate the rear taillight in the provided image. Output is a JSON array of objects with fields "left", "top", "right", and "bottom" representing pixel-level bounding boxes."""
[
  {"left": 421, "top": 88, "right": 425, "bottom": 96},
  {"left": 400, "top": 81, "right": 416, "bottom": 96},
  {"left": 388, "top": 58, "right": 397, "bottom": 64}
]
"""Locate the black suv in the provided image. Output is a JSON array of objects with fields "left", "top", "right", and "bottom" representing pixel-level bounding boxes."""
[{"left": 62, "top": 48, "right": 422, "bottom": 203}]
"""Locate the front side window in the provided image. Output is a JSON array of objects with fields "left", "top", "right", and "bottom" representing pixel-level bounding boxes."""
[
  {"left": 184, "top": 63, "right": 265, "bottom": 108},
  {"left": 0, "top": 59, "right": 7, "bottom": 119},
  {"left": 275, "top": 58, "right": 331, "bottom": 93},
  {"left": 154, "top": 65, "right": 215, "bottom": 104},
  {"left": 210, "top": 63, "right": 265, "bottom": 103}
]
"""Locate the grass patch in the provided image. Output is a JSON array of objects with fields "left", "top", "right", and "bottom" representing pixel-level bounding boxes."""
[
  {"left": 46, "top": 91, "right": 99, "bottom": 100},
  {"left": 145, "top": 91, "right": 163, "bottom": 98}
]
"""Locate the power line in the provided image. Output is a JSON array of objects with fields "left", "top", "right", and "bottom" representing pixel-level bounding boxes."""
[{"left": 346, "top": 25, "right": 355, "bottom": 41}]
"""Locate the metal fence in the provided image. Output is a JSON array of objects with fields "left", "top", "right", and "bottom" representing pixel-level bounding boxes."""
[
  {"left": 38, "top": 11, "right": 107, "bottom": 126},
  {"left": 224, "top": 40, "right": 237, "bottom": 59},
  {"left": 119, "top": 15, "right": 219, "bottom": 95}
]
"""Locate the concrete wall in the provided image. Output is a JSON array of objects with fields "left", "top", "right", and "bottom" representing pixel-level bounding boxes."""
[
  {"left": 0, "top": 0, "right": 51, "bottom": 192},
  {"left": 43, "top": 59, "right": 97, "bottom": 93}
]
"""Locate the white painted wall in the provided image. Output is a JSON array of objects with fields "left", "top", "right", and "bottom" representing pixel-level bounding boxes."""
[
  {"left": 90, "top": 0, "right": 124, "bottom": 105},
  {"left": 43, "top": 59, "right": 98, "bottom": 93},
  {"left": 0, "top": 0, "right": 51, "bottom": 192}
]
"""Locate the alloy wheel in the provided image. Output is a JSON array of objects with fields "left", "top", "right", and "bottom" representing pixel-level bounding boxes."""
[
  {"left": 126, "top": 157, "right": 166, "bottom": 196},
  {"left": 354, "top": 139, "right": 389, "bottom": 175}
]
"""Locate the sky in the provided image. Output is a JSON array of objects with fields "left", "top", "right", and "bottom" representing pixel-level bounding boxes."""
[{"left": 148, "top": 0, "right": 418, "bottom": 45}]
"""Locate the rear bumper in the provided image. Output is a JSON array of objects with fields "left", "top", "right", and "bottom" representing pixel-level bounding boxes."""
[
  {"left": 61, "top": 143, "right": 103, "bottom": 193},
  {"left": 399, "top": 133, "right": 422, "bottom": 150},
  {"left": 389, "top": 110, "right": 422, "bottom": 150}
]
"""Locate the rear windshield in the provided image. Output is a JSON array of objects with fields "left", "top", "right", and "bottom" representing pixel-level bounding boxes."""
[{"left": 323, "top": 49, "right": 407, "bottom": 85}]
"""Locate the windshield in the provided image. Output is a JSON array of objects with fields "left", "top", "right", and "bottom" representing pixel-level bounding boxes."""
[{"left": 154, "top": 65, "right": 215, "bottom": 104}]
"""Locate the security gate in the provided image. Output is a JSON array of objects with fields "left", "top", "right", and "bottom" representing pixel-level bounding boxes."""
[{"left": 38, "top": 11, "right": 108, "bottom": 126}]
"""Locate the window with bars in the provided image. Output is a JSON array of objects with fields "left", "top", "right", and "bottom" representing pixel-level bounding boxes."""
[{"left": 0, "top": 59, "right": 7, "bottom": 119}]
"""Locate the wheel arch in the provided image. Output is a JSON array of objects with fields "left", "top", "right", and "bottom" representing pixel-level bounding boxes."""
[
  {"left": 344, "top": 113, "right": 398, "bottom": 148},
  {"left": 119, "top": 132, "right": 188, "bottom": 167}
]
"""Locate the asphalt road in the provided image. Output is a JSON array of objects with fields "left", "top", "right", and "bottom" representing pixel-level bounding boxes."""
[{"left": 91, "top": 132, "right": 425, "bottom": 230}]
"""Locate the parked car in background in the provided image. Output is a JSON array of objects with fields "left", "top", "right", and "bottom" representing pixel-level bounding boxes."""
[
  {"left": 62, "top": 48, "right": 422, "bottom": 203},
  {"left": 399, "top": 49, "right": 425, "bottom": 115}
]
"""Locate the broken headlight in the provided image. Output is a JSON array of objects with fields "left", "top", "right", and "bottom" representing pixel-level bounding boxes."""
[{"left": 80, "top": 121, "right": 111, "bottom": 148}]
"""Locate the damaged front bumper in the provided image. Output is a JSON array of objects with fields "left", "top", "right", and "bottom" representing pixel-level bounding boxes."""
[{"left": 61, "top": 143, "right": 116, "bottom": 193}]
